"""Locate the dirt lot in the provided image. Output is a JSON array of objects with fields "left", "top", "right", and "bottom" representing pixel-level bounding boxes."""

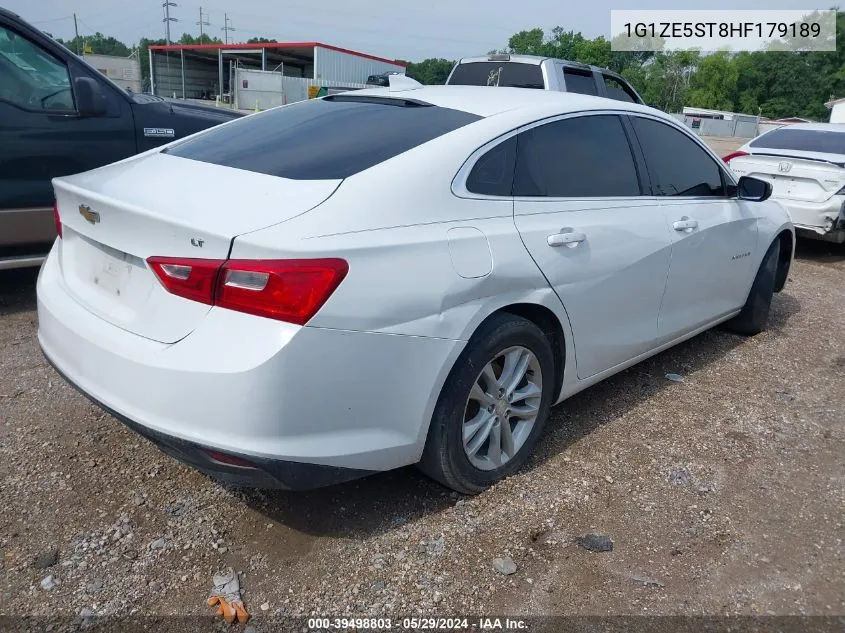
[
  {"left": 1, "top": 210, "right": 843, "bottom": 626},
  {"left": 700, "top": 135, "right": 746, "bottom": 158}
]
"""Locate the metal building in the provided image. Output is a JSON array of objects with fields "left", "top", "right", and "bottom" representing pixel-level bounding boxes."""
[
  {"left": 678, "top": 106, "right": 761, "bottom": 138},
  {"left": 83, "top": 52, "right": 142, "bottom": 93},
  {"left": 148, "top": 42, "right": 405, "bottom": 106}
]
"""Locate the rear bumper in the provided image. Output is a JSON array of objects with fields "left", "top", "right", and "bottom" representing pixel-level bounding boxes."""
[
  {"left": 775, "top": 195, "right": 845, "bottom": 241},
  {"left": 46, "top": 356, "right": 372, "bottom": 489},
  {"left": 36, "top": 243, "right": 463, "bottom": 481}
]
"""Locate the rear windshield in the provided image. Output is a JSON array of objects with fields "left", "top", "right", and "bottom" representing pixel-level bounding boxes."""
[
  {"left": 448, "top": 62, "right": 545, "bottom": 89},
  {"left": 164, "top": 96, "right": 481, "bottom": 179},
  {"left": 750, "top": 128, "right": 845, "bottom": 155}
]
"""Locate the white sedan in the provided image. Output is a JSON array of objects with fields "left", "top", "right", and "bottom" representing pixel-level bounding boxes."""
[
  {"left": 37, "top": 85, "right": 794, "bottom": 493},
  {"left": 725, "top": 122, "right": 845, "bottom": 244}
]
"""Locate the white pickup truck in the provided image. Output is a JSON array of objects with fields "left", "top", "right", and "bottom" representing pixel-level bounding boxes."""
[{"left": 445, "top": 54, "right": 645, "bottom": 105}]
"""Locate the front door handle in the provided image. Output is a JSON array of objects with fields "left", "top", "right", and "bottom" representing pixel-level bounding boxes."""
[
  {"left": 547, "top": 231, "right": 586, "bottom": 247},
  {"left": 673, "top": 218, "right": 699, "bottom": 232}
]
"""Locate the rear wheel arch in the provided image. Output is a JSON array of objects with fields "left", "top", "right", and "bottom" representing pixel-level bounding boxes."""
[
  {"left": 418, "top": 309, "right": 559, "bottom": 492},
  {"left": 495, "top": 303, "right": 566, "bottom": 402},
  {"left": 417, "top": 301, "right": 567, "bottom": 462},
  {"left": 774, "top": 229, "right": 793, "bottom": 292}
]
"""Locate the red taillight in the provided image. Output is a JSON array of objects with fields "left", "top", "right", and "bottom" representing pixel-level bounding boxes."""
[
  {"left": 146, "top": 256, "right": 348, "bottom": 325},
  {"left": 722, "top": 150, "right": 749, "bottom": 164},
  {"left": 53, "top": 202, "right": 62, "bottom": 239},
  {"left": 216, "top": 258, "right": 349, "bottom": 325},
  {"left": 147, "top": 257, "right": 224, "bottom": 305}
]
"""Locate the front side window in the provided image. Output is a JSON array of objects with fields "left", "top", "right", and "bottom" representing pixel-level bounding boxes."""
[
  {"left": 631, "top": 117, "right": 726, "bottom": 197},
  {"left": 513, "top": 114, "right": 641, "bottom": 197},
  {"left": 166, "top": 95, "right": 481, "bottom": 180},
  {"left": 0, "top": 26, "right": 74, "bottom": 111}
]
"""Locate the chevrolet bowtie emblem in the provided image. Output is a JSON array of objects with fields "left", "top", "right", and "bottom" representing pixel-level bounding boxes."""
[{"left": 78, "top": 204, "right": 100, "bottom": 225}]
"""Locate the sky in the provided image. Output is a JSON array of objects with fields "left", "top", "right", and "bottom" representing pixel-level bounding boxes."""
[{"left": 6, "top": 0, "right": 831, "bottom": 62}]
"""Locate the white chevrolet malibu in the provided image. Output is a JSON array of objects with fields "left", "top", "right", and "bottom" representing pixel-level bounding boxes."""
[
  {"left": 37, "top": 85, "right": 794, "bottom": 494},
  {"left": 725, "top": 123, "right": 845, "bottom": 244}
]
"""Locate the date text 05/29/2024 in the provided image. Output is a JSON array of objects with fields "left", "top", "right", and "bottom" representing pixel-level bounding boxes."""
[{"left": 305, "top": 617, "right": 528, "bottom": 630}]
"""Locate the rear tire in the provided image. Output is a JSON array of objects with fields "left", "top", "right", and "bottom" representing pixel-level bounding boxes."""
[
  {"left": 418, "top": 313, "right": 555, "bottom": 494},
  {"left": 723, "top": 239, "right": 780, "bottom": 336}
]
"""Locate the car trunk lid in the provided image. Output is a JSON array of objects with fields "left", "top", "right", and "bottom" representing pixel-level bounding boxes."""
[
  {"left": 53, "top": 153, "right": 340, "bottom": 344},
  {"left": 730, "top": 152, "right": 845, "bottom": 202}
]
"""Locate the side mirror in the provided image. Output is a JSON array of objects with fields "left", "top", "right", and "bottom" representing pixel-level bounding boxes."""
[
  {"left": 737, "top": 175, "right": 772, "bottom": 202},
  {"left": 74, "top": 77, "right": 108, "bottom": 116}
]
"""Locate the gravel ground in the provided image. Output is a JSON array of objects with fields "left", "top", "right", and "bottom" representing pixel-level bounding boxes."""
[
  {"left": 700, "top": 135, "right": 747, "bottom": 158},
  {"left": 1, "top": 240, "right": 843, "bottom": 628}
]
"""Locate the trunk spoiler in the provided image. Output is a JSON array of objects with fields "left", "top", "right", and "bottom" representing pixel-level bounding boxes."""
[{"left": 748, "top": 152, "right": 845, "bottom": 169}]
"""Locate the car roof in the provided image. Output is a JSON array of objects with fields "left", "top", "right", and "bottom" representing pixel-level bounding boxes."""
[
  {"left": 455, "top": 54, "right": 603, "bottom": 73},
  {"left": 344, "top": 84, "right": 663, "bottom": 120}
]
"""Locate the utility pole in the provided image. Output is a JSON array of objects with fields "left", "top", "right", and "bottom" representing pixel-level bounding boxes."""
[
  {"left": 162, "top": 1, "right": 178, "bottom": 45},
  {"left": 196, "top": 7, "right": 210, "bottom": 42},
  {"left": 73, "top": 13, "right": 79, "bottom": 54},
  {"left": 221, "top": 13, "right": 235, "bottom": 45}
]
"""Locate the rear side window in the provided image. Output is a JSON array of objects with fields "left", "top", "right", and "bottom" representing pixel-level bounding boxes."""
[
  {"left": 749, "top": 128, "right": 845, "bottom": 154},
  {"left": 630, "top": 117, "right": 726, "bottom": 197},
  {"left": 603, "top": 74, "right": 637, "bottom": 103},
  {"left": 466, "top": 137, "right": 516, "bottom": 196},
  {"left": 513, "top": 114, "right": 640, "bottom": 197},
  {"left": 164, "top": 96, "right": 481, "bottom": 180},
  {"left": 562, "top": 68, "right": 598, "bottom": 96},
  {"left": 448, "top": 62, "right": 544, "bottom": 89}
]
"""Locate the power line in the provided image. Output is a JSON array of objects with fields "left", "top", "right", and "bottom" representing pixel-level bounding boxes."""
[
  {"left": 162, "top": 1, "right": 178, "bottom": 45},
  {"left": 218, "top": 10, "right": 506, "bottom": 48},
  {"left": 31, "top": 16, "right": 74, "bottom": 26},
  {"left": 77, "top": 8, "right": 157, "bottom": 33},
  {"left": 221, "top": 13, "right": 235, "bottom": 44}
]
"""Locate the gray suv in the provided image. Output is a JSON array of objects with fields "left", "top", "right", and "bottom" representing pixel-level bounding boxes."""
[{"left": 445, "top": 54, "right": 644, "bottom": 105}]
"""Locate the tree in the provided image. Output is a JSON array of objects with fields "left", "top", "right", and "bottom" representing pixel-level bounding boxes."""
[
  {"left": 687, "top": 51, "right": 738, "bottom": 111},
  {"left": 138, "top": 37, "right": 166, "bottom": 84},
  {"left": 57, "top": 32, "right": 130, "bottom": 56},
  {"left": 507, "top": 28, "right": 549, "bottom": 56},
  {"left": 247, "top": 37, "right": 278, "bottom": 44},
  {"left": 179, "top": 33, "right": 223, "bottom": 45},
  {"left": 401, "top": 58, "right": 455, "bottom": 84}
]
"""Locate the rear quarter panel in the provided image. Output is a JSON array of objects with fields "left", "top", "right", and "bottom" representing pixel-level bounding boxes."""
[{"left": 230, "top": 117, "right": 581, "bottom": 404}]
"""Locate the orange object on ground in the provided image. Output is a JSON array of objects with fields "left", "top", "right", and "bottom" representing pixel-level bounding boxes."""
[
  {"left": 207, "top": 567, "right": 249, "bottom": 623},
  {"left": 207, "top": 595, "right": 249, "bottom": 624}
]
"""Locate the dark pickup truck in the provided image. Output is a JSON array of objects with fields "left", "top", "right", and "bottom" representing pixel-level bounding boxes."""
[{"left": 0, "top": 7, "right": 243, "bottom": 270}]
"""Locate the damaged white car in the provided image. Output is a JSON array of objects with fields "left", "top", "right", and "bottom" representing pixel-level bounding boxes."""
[{"left": 725, "top": 123, "right": 845, "bottom": 244}]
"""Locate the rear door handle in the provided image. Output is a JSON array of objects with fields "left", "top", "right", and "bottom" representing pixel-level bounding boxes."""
[
  {"left": 547, "top": 231, "right": 586, "bottom": 247},
  {"left": 673, "top": 218, "right": 698, "bottom": 232}
]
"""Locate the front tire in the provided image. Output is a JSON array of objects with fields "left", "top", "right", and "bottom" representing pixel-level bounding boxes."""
[
  {"left": 418, "top": 313, "right": 555, "bottom": 494},
  {"left": 723, "top": 239, "right": 780, "bottom": 336}
]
